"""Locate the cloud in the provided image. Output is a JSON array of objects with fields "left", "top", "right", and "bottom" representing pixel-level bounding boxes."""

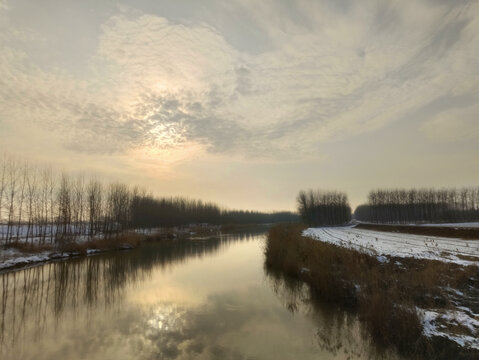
[
  {"left": 422, "top": 103, "right": 479, "bottom": 142},
  {"left": 1, "top": 0, "right": 479, "bottom": 163}
]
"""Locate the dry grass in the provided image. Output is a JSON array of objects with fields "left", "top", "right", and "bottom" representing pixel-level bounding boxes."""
[
  {"left": 5, "top": 233, "right": 143, "bottom": 256},
  {"left": 57, "top": 233, "right": 143, "bottom": 254},
  {"left": 265, "top": 223, "right": 479, "bottom": 359}
]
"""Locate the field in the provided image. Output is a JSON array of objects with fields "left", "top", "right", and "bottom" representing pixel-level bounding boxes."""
[{"left": 303, "top": 226, "right": 479, "bottom": 266}]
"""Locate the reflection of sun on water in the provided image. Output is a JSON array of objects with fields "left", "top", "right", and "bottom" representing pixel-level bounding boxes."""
[{"left": 147, "top": 303, "right": 188, "bottom": 332}]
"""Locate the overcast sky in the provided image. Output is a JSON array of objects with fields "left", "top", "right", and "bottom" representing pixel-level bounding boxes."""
[{"left": 1, "top": 0, "right": 478, "bottom": 211}]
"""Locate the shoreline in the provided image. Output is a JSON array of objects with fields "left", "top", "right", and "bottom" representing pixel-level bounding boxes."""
[
  {"left": 0, "top": 243, "right": 137, "bottom": 273},
  {"left": 265, "top": 223, "right": 479, "bottom": 359},
  {"left": 0, "top": 225, "right": 223, "bottom": 273}
]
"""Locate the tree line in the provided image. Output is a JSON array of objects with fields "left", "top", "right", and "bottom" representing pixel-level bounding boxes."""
[
  {"left": 354, "top": 188, "right": 479, "bottom": 224},
  {"left": 297, "top": 190, "right": 352, "bottom": 226},
  {"left": 130, "top": 194, "right": 298, "bottom": 228},
  {"left": 0, "top": 155, "right": 297, "bottom": 245}
]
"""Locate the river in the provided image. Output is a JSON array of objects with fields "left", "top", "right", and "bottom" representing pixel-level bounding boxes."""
[{"left": 0, "top": 227, "right": 402, "bottom": 359}]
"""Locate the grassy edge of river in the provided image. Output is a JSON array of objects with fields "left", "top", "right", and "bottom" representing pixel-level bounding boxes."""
[{"left": 264, "top": 223, "right": 479, "bottom": 360}]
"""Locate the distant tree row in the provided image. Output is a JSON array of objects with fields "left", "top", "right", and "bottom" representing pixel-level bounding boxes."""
[
  {"left": 0, "top": 155, "right": 297, "bottom": 245},
  {"left": 220, "top": 210, "right": 299, "bottom": 225},
  {"left": 130, "top": 194, "right": 222, "bottom": 228},
  {"left": 130, "top": 196, "right": 298, "bottom": 228},
  {"left": 354, "top": 188, "right": 479, "bottom": 224},
  {"left": 297, "top": 190, "right": 351, "bottom": 226}
]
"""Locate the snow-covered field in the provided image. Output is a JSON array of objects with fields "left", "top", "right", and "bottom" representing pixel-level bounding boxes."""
[
  {"left": 0, "top": 224, "right": 94, "bottom": 245},
  {"left": 303, "top": 227, "right": 479, "bottom": 266}
]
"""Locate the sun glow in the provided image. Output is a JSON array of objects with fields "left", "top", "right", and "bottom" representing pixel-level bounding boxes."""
[
  {"left": 127, "top": 140, "right": 206, "bottom": 177},
  {"left": 147, "top": 122, "right": 187, "bottom": 149}
]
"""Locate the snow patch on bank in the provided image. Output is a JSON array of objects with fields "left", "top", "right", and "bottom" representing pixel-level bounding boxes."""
[
  {"left": 421, "top": 308, "right": 479, "bottom": 350},
  {"left": 0, "top": 251, "right": 60, "bottom": 271}
]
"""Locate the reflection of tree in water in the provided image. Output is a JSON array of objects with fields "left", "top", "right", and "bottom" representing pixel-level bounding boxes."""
[
  {"left": 264, "top": 267, "right": 401, "bottom": 360},
  {"left": 0, "top": 231, "right": 258, "bottom": 354}
]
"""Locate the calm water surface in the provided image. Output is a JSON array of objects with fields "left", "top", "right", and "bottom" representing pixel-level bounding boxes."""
[{"left": 0, "top": 229, "right": 402, "bottom": 360}]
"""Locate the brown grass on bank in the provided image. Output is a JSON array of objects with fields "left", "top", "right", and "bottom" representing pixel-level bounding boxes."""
[
  {"left": 4, "top": 233, "right": 143, "bottom": 256},
  {"left": 57, "top": 233, "right": 143, "bottom": 254},
  {"left": 265, "top": 223, "right": 479, "bottom": 359}
]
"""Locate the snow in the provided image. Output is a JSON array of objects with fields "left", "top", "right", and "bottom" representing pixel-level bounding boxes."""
[
  {"left": 0, "top": 251, "right": 56, "bottom": 271},
  {"left": 0, "top": 246, "right": 121, "bottom": 271},
  {"left": 0, "top": 224, "right": 97, "bottom": 245},
  {"left": 303, "top": 227, "right": 479, "bottom": 266},
  {"left": 421, "top": 308, "right": 479, "bottom": 350}
]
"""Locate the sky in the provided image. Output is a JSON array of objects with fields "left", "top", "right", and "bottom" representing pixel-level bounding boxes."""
[{"left": 0, "top": 0, "right": 478, "bottom": 212}]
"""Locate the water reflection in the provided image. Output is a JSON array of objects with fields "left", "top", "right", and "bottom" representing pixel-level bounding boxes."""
[
  {"left": 0, "top": 229, "right": 404, "bottom": 360},
  {"left": 264, "top": 268, "right": 404, "bottom": 360}
]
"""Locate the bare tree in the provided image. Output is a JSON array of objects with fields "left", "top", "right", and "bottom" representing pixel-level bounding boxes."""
[{"left": 297, "top": 189, "right": 351, "bottom": 226}]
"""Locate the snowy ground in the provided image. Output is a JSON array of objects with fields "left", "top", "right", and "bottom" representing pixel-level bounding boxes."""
[
  {"left": 0, "top": 245, "right": 134, "bottom": 271},
  {"left": 0, "top": 224, "right": 94, "bottom": 245},
  {"left": 421, "top": 308, "right": 479, "bottom": 350},
  {"left": 0, "top": 248, "right": 53, "bottom": 271},
  {"left": 303, "top": 227, "right": 479, "bottom": 266},
  {"left": 303, "top": 226, "right": 479, "bottom": 350}
]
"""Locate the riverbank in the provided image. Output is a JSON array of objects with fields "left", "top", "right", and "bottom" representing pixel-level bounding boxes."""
[
  {"left": 0, "top": 224, "right": 222, "bottom": 272},
  {"left": 265, "top": 224, "right": 479, "bottom": 359}
]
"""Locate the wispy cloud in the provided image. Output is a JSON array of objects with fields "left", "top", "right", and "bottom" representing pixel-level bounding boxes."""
[{"left": 1, "top": 0, "right": 478, "bottom": 162}]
